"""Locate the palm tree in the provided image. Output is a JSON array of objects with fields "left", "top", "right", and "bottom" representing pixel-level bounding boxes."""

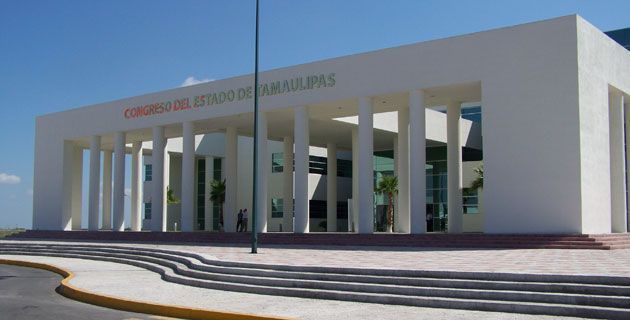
[
  {"left": 209, "top": 179, "right": 226, "bottom": 231},
  {"left": 166, "top": 186, "right": 180, "bottom": 204},
  {"left": 375, "top": 175, "right": 398, "bottom": 233},
  {"left": 470, "top": 165, "right": 484, "bottom": 190}
]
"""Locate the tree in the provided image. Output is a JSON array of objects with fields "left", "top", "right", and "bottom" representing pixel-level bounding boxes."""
[
  {"left": 470, "top": 165, "right": 484, "bottom": 190},
  {"left": 166, "top": 186, "right": 180, "bottom": 204},
  {"left": 209, "top": 179, "right": 226, "bottom": 231},
  {"left": 375, "top": 175, "right": 398, "bottom": 233}
]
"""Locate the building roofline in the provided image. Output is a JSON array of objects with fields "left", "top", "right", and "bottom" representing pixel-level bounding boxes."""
[{"left": 38, "top": 15, "right": 581, "bottom": 120}]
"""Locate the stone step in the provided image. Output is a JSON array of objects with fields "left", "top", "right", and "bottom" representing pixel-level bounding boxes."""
[
  {"left": 11, "top": 230, "right": 626, "bottom": 250},
  {"left": 2, "top": 248, "right": 630, "bottom": 319},
  {"left": 3, "top": 245, "right": 630, "bottom": 309},
  {"left": 7, "top": 245, "right": 630, "bottom": 306},
  {"left": 3, "top": 242, "right": 629, "bottom": 285}
]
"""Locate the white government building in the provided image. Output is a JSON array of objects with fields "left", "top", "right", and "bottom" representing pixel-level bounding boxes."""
[{"left": 33, "top": 15, "right": 630, "bottom": 235}]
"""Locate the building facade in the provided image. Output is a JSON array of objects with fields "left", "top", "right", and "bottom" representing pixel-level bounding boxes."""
[{"left": 33, "top": 15, "right": 630, "bottom": 234}]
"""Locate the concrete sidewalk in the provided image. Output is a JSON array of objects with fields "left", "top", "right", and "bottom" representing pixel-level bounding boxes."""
[{"left": 1, "top": 254, "right": 589, "bottom": 320}]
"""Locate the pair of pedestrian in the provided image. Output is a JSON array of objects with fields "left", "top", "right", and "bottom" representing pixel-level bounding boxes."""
[{"left": 236, "top": 208, "right": 248, "bottom": 232}]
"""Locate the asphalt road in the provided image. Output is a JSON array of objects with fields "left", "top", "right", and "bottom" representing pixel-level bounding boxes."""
[{"left": 0, "top": 264, "right": 178, "bottom": 320}]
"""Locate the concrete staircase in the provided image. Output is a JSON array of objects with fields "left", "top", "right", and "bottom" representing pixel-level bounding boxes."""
[
  {"left": 1, "top": 242, "right": 630, "bottom": 319},
  {"left": 588, "top": 234, "right": 630, "bottom": 249},
  {"left": 9, "top": 230, "right": 630, "bottom": 249}
]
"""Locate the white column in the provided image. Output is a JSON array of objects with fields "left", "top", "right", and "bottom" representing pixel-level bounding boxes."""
[
  {"left": 88, "top": 135, "right": 101, "bottom": 231},
  {"left": 152, "top": 126, "right": 166, "bottom": 231},
  {"left": 327, "top": 143, "right": 337, "bottom": 232},
  {"left": 101, "top": 150, "right": 112, "bottom": 229},
  {"left": 610, "top": 93, "right": 627, "bottom": 233},
  {"left": 113, "top": 131, "right": 126, "bottom": 231},
  {"left": 447, "top": 101, "right": 463, "bottom": 233},
  {"left": 393, "top": 138, "right": 398, "bottom": 175},
  {"left": 256, "top": 112, "right": 269, "bottom": 233},
  {"left": 294, "top": 106, "right": 310, "bottom": 233},
  {"left": 224, "top": 127, "right": 238, "bottom": 232},
  {"left": 397, "top": 107, "right": 410, "bottom": 233},
  {"left": 351, "top": 128, "right": 358, "bottom": 232},
  {"left": 626, "top": 100, "right": 630, "bottom": 232},
  {"left": 164, "top": 151, "right": 170, "bottom": 230},
  {"left": 61, "top": 142, "right": 74, "bottom": 230},
  {"left": 393, "top": 137, "right": 399, "bottom": 230},
  {"left": 358, "top": 97, "right": 374, "bottom": 234},
  {"left": 71, "top": 146, "right": 83, "bottom": 230},
  {"left": 205, "top": 156, "right": 214, "bottom": 231},
  {"left": 131, "top": 142, "right": 142, "bottom": 231},
  {"left": 181, "top": 121, "right": 195, "bottom": 232},
  {"left": 409, "top": 90, "right": 426, "bottom": 234},
  {"left": 282, "top": 136, "right": 294, "bottom": 232}
]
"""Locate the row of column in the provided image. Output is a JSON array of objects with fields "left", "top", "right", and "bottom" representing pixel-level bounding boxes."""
[
  {"left": 249, "top": 104, "right": 335, "bottom": 233},
  {"left": 84, "top": 124, "right": 199, "bottom": 232},
  {"left": 83, "top": 89, "right": 465, "bottom": 234},
  {"left": 361, "top": 90, "right": 464, "bottom": 234},
  {"left": 87, "top": 134, "right": 143, "bottom": 231},
  {"left": 273, "top": 89, "right": 463, "bottom": 234}
]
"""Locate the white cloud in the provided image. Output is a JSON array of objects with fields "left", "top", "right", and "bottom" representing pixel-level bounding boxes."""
[
  {"left": 180, "top": 76, "right": 213, "bottom": 87},
  {"left": 124, "top": 188, "right": 131, "bottom": 197},
  {"left": 0, "top": 173, "right": 21, "bottom": 184},
  {"left": 26, "top": 188, "right": 33, "bottom": 196}
]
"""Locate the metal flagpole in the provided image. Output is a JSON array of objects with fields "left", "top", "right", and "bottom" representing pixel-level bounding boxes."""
[{"left": 251, "top": 0, "right": 260, "bottom": 254}]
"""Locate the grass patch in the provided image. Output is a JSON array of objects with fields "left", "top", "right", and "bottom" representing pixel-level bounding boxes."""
[{"left": 0, "top": 229, "right": 25, "bottom": 238}]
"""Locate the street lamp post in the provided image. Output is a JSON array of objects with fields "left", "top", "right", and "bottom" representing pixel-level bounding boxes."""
[{"left": 251, "top": 0, "right": 260, "bottom": 254}]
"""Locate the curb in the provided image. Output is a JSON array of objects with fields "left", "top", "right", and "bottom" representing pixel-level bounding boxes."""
[{"left": 0, "top": 258, "right": 293, "bottom": 320}]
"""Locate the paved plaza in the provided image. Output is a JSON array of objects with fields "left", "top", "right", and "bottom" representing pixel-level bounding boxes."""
[
  {"left": 157, "top": 243, "right": 630, "bottom": 277},
  {"left": 21, "top": 240, "right": 628, "bottom": 277},
  {"left": 2, "top": 240, "right": 630, "bottom": 319}
]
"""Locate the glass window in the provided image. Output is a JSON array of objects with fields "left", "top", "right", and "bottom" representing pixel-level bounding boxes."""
[
  {"left": 337, "top": 159, "right": 352, "bottom": 178},
  {"left": 272, "top": 153, "right": 284, "bottom": 173},
  {"left": 309, "top": 200, "right": 327, "bottom": 219},
  {"left": 213, "top": 158, "right": 222, "bottom": 180},
  {"left": 210, "top": 156, "right": 222, "bottom": 230},
  {"left": 463, "top": 188, "right": 479, "bottom": 214},
  {"left": 144, "top": 202, "right": 152, "bottom": 220},
  {"left": 336, "top": 201, "right": 348, "bottom": 220},
  {"left": 309, "top": 156, "right": 327, "bottom": 175},
  {"left": 145, "top": 164, "right": 152, "bottom": 181},
  {"left": 463, "top": 147, "right": 483, "bottom": 161},
  {"left": 196, "top": 158, "right": 205, "bottom": 229},
  {"left": 425, "top": 147, "right": 448, "bottom": 232},
  {"left": 271, "top": 198, "right": 283, "bottom": 218}
]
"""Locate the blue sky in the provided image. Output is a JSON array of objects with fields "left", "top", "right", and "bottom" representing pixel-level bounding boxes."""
[{"left": 1, "top": 0, "right": 629, "bottom": 228}]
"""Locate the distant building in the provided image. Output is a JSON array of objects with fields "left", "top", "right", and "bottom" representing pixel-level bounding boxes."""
[{"left": 606, "top": 27, "right": 630, "bottom": 50}]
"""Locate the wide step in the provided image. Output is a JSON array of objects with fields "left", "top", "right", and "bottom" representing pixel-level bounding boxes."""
[
  {"left": 9, "top": 230, "right": 630, "bottom": 250},
  {"left": 2, "top": 242, "right": 630, "bottom": 319}
]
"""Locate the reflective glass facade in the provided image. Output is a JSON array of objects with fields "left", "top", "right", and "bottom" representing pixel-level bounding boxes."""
[{"left": 371, "top": 146, "right": 478, "bottom": 232}]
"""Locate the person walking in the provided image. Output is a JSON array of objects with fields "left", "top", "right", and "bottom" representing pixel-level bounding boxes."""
[
  {"left": 241, "top": 209, "right": 249, "bottom": 232},
  {"left": 236, "top": 209, "right": 243, "bottom": 232}
]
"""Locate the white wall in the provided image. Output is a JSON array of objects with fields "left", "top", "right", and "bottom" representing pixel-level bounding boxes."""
[
  {"left": 576, "top": 18, "right": 630, "bottom": 234},
  {"left": 481, "top": 17, "right": 582, "bottom": 233}
]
